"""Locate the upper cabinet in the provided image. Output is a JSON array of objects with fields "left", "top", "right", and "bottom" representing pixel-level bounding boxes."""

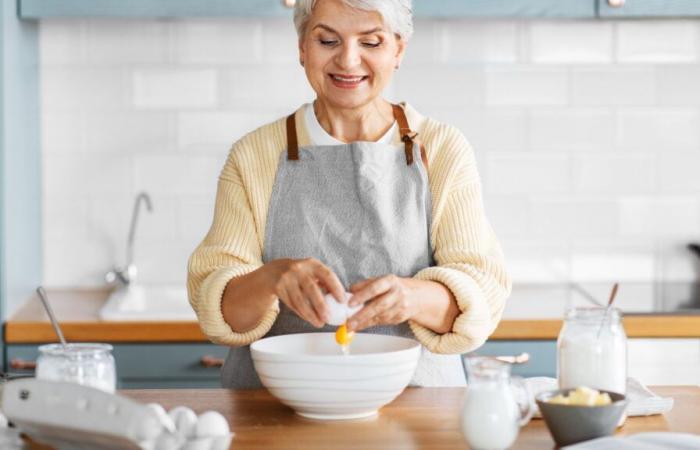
[
  {"left": 19, "top": 0, "right": 292, "bottom": 19},
  {"left": 598, "top": 0, "right": 700, "bottom": 18},
  {"left": 16, "top": 0, "right": 700, "bottom": 20},
  {"left": 412, "top": 0, "right": 596, "bottom": 18},
  {"left": 19, "top": 0, "right": 598, "bottom": 19}
]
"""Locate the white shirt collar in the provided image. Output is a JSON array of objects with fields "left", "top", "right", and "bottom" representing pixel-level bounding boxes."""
[{"left": 304, "top": 102, "right": 397, "bottom": 146}]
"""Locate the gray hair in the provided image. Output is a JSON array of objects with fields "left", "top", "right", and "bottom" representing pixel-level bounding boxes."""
[{"left": 294, "top": 0, "right": 413, "bottom": 41}]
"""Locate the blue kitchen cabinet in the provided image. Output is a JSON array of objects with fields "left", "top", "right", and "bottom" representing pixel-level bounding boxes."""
[
  {"left": 413, "top": 0, "right": 596, "bottom": 18},
  {"left": 19, "top": 0, "right": 598, "bottom": 19},
  {"left": 6, "top": 343, "right": 230, "bottom": 389},
  {"left": 1, "top": 0, "right": 42, "bottom": 374},
  {"left": 598, "top": 0, "right": 700, "bottom": 18},
  {"left": 471, "top": 340, "right": 557, "bottom": 378}
]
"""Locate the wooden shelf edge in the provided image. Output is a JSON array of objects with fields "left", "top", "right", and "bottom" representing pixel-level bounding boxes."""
[{"left": 5, "top": 321, "right": 209, "bottom": 343}]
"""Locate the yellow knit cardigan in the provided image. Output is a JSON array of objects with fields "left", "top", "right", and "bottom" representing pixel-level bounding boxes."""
[{"left": 187, "top": 103, "right": 512, "bottom": 354}]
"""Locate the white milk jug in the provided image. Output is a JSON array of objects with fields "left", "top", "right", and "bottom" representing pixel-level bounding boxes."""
[{"left": 461, "top": 356, "right": 533, "bottom": 450}]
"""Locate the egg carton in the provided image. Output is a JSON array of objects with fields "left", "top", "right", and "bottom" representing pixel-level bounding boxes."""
[{"left": 0, "top": 378, "right": 233, "bottom": 450}]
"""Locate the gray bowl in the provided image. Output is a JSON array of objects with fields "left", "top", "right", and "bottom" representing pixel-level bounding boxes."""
[{"left": 536, "top": 389, "right": 628, "bottom": 447}]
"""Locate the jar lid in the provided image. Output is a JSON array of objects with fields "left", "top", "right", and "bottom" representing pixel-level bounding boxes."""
[{"left": 38, "top": 343, "right": 113, "bottom": 358}]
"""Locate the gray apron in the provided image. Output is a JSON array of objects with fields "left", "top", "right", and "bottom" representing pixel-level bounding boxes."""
[{"left": 221, "top": 104, "right": 466, "bottom": 389}]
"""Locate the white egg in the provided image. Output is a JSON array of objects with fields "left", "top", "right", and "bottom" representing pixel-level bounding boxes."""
[
  {"left": 168, "top": 406, "right": 199, "bottom": 438},
  {"left": 181, "top": 437, "right": 213, "bottom": 450},
  {"left": 195, "top": 411, "right": 230, "bottom": 438},
  {"left": 211, "top": 433, "right": 235, "bottom": 450},
  {"left": 324, "top": 292, "right": 361, "bottom": 326},
  {"left": 153, "top": 431, "right": 185, "bottom": 450},
  {"left": 146, "top": 403, "right": 176, "bottom": 434}
]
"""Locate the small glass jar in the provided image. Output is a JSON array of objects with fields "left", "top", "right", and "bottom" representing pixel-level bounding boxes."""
[
  {"left": 557, "top": 307, "right": 627, "bottom": 395},
  {"left": 36, "top": 343, "right": 116, "bottom": 393}
]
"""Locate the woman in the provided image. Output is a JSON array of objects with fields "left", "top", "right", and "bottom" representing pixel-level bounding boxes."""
[{"left": 187, "top": 0, "right": 511, "bottom": 389}]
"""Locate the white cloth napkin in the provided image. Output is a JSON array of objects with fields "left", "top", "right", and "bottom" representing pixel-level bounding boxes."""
[
  {"left": 562, "top": 432, "right": 700, "bottom": 449},
  {"left": 525, "top": 377, "right": 674, "bottom": 417}
]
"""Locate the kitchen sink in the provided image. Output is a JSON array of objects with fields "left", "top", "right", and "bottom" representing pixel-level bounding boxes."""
[{"left": 99, "top": 285, "right": 197, "bottom": 321}]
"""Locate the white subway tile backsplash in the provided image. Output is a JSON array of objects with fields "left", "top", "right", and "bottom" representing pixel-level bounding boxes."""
[
  {"left": 444, "top": 21, "right": 519, "bottom": 63},
  {"left": 177, "top": 195, "right": 216, "bottom": 241},
  {"left": 402, "top": 22, "right": 444, "bottom": 65},
  {"left": 132, "top": 69, "right": 218, "bottom": 109},
  {"left": 570, "top": 247, "right": 656, "bottom": 282},
  {"left": 86, "top": 20, "right": 170, "bottom": 65},
  {"left": 44, "top": 153, "right": 132, "bottom": 197},
  {"left": 40, "top": 20, "right": 86, "bottom": 65},
  {"left": 502, "top": 240, "right": 571, "bottom": 283},
  {"left": 485, "top": 153, "right": 570, "bottom": 195},
  {"left": 85, "top": 112, "right": 173, "bottom": 153},
  {"left": 174, "top": 19, "right": 262, "bottom": 64},
  {"left": 530, "top": 198, "right": 618, "bottom": 239},
  {"left": 222, "top": 65, "right": 314, "bottom": 109},
  {"left": 529, "top": 21, "right": 613, "bottom": 64},
  {"left": 573, "top": 153, "right": 655, "bottom": 194},
  {"left": 436, "top": 108, "right": 527, "bottom": 151},
  {"left": 177, "top": 110, "right": 282, "bottom": 152},
  {"left": 133, "top": 154, "right": 223, "bottom": 196},
  {"left": 529, "top": 108, "right": 615, "bottom": 151},
  {"left": 485, "top": 67, "right": 568, "bottom": 106},
  {"left": 42, "top": 67, "right": 129, "bottom": 111},
  {"left": 617, "top": 21, "right": 700, "bottom": 63},
  {"left": 571, "top": 67, "right": 655, "bottom": 106},
  {"left": 616, "top": 108, "right": 700, "bottom": 151},
  {"left": 38, "top": 18, "right": 700, "bottom": 287},
  {"left": 261, "top": 18, "right": 300, "bottom": 64},
  {"left": 619, "top": 197, "right": 700, "bottom": 239},
  {"left": 393, "top": 66, "right": 484, "bottom": 108},
  {"left": 657, "top": 153, "right": 700, "bottom": 194},
  {"left": 41, "top": 111, "right": 85, "bottom": 154},
  {"left": 657, "top": 67, "right": 700, "bottom": 105}
]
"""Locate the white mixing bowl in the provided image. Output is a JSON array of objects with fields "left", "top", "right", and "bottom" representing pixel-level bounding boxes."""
[{"left": 250, "top": 333, "right": 421, "bottom": 420}]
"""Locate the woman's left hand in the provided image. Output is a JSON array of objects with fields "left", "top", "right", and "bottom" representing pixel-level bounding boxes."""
[{"left": 345, "top": 275, "right": 419, "bottom": 332}]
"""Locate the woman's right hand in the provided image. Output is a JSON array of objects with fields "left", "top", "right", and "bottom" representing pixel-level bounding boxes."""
[{"left": 262, "top": 258, "right": 345, "bottom": 328}]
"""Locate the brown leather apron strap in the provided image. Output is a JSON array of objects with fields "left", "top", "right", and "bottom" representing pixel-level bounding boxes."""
[
  {"left": 286, "top": 113, "right": 299, "bottom": 160},
  {"left": 286, "top": 105, "right": 427, "bottom": 168},
  {"left": 392, "top": 103, "right": 427, "bottom": 168}
]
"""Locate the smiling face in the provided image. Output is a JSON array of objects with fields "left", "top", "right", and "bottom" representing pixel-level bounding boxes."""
[{"left": 299, "top": 0, "right": 406, "bottom": 111}]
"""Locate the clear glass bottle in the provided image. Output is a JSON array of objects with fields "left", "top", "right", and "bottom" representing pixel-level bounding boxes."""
[
  {"left": 36, "top": 343, "right": 116, "bottom": 393},
  {"left": 558, "top": 307, "right": 627, "bottom": 395}
]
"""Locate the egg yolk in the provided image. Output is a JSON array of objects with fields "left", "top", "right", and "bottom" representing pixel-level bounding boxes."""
[{"left": 335, "top": 323, "right": 355, "bottom": 346}]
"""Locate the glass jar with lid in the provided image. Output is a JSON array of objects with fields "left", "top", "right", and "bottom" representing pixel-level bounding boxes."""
[
  {"left": 36, "top": 343, "right": 116, "bottom": 393},
  {"left": 557, "top": 307, "right": 627, "bottom": 395}
]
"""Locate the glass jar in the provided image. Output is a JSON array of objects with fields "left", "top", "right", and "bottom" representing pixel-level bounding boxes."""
[
  {"left": 557, "top": 307, "right": 627, "bottom": 395},
  {"left": 36, "top": 343, "right": 116, "bottom": 393}
]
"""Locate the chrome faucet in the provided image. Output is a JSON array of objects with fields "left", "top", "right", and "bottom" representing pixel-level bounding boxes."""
[{"left": 105, "top": 192, "right": 153, "bottom": 286}]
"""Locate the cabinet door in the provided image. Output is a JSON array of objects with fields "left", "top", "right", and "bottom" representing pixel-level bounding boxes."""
[
  {"left": 599, "top": 0, "right": 700, "bottom": 17},
  {"left": 414, "top": 0, "right": 596, "bottom": 18},
  {"left": 470, "top": 340, "right": 557, "bottom": 378},
  {"left": 6, "top": 343, "right": 230, "bottom": 389}
]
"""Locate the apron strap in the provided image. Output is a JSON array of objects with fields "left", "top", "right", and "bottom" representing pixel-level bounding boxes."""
[
  {"left": 392, "top": 103, "right": 428, "bottom": 168},
  {"left": 285, "top": 104, "right": 427, "bottom": 168},
  {"left": 286, "top": 113, "right": 299, "bottom": 160}
]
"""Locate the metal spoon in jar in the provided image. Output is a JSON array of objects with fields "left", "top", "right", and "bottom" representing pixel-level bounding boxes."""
[
  {"left": 597, "top": 282, "right": 619, "bottom": 339},
  {"left": 36, "top": 286, "right": 69, "bottom": 351}
]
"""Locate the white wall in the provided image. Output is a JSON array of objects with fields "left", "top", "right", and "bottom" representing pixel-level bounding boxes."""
[{"left": 40, "top": 18, "right": 700, "bottom": 289}]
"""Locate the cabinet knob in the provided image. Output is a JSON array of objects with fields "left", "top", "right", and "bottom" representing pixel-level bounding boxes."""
[
  {"left": 199, "top": 355, "right": 225, "bottom": 368},
  {"left": 10, "top": 358, "right": 37, "bottom": 371},
  {"left": 607, "top": 0, "right": 625, "bottom": 7}
]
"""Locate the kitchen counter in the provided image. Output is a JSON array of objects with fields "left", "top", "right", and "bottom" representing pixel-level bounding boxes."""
[
  {"left": 6, "top": 285, "right": 700, "bottom": 343},
  {"left": 115, "top": 386, "right": 697, "bottom": 450}
]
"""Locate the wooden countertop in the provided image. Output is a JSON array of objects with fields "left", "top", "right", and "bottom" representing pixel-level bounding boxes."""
[
  {"left": 115, "top": 386, "right": 699, "bottom": 450},
  {"left": 6, "top": 287, "right": 700, "bottom": 343}
]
